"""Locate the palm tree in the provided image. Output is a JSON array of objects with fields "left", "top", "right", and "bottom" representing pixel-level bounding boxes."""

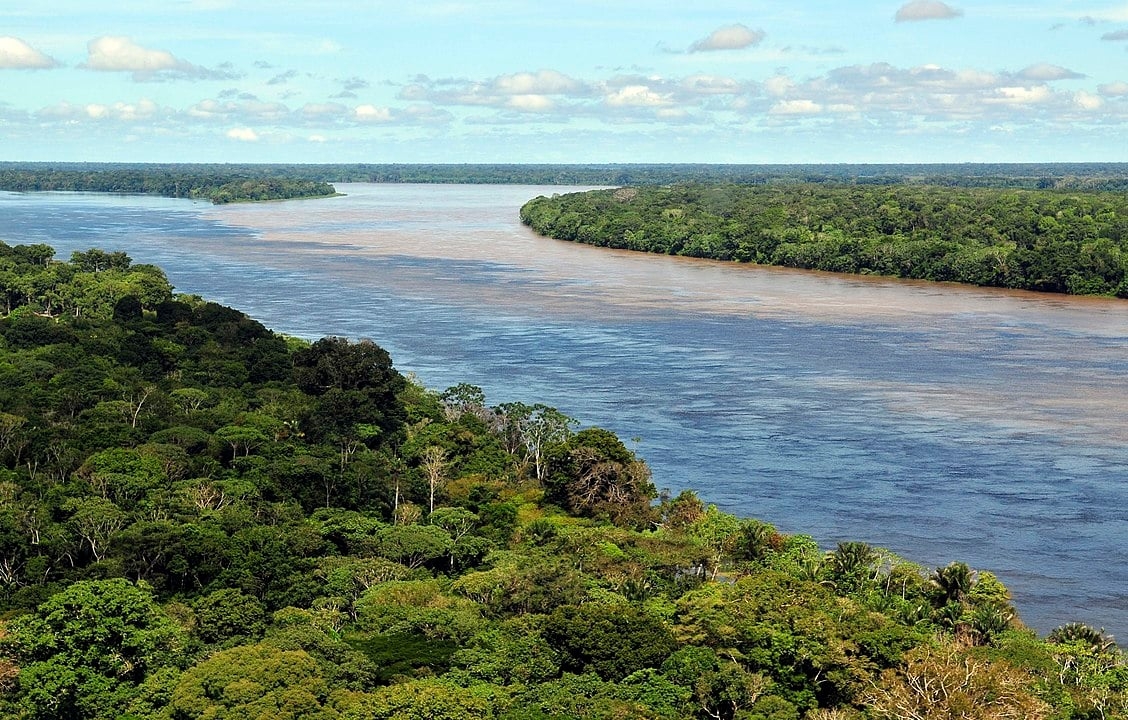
[{"left": 931, "top": 562, "right": 974, "bottom": 606}]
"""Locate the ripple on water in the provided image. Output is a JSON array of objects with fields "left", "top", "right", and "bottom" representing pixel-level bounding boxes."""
[{"left": 3, "top": 185, "right": 1127, "bottom": 638}]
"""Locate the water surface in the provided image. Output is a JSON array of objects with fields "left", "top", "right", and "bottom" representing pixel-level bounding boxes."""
[{"left": 2, "top": 184, "right": 1126, "bottom": 637}]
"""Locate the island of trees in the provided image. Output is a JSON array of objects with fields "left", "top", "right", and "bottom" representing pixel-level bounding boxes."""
[
  {"left": 0, "top": 165, "right": 336, "bottom": 204},
  {"left": 0, "top": 242, "right": 1125, "bottom": 719},
  {"left": 521, "top": 183, "right": 1128, "bottom": 297}
]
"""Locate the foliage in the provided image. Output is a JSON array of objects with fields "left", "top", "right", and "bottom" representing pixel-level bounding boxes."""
[
  {"left": 0, "top": 243, "right": 1123, "bottom": 719},
  {"left": 0, "top": 165, "right": 335, "bottom": 204},
  {"left": 520, "top": 183, "right": 1128, "bottom": 297}
]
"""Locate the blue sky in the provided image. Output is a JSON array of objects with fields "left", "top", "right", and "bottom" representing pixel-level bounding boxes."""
[{"left": 3, "top": 1, "right": 1128, "bottom": 163}]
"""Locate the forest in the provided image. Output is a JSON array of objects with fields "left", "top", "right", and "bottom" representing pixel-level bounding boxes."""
[
  {"left": 520, "top": 183, "right": 1128, "bottom": 297},
  {"left": 0, "top": 241, "right": 1124, "bottom": 719},
  {"left": 6, "top": 161, "right": 1128, "bottom": 192},
  {"left": 0, "top": 166, "right": 336, "bottom": 204}
]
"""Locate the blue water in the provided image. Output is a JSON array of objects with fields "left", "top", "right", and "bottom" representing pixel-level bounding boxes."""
[{"left": 2, "top": 186, "right": 1126, "bottom": 638}]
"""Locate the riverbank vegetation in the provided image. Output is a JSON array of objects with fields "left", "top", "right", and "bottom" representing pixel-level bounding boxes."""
[
  {"left": 6, "top": 161, "right": 1128, "bottom": 192},
  {"left": 521, "top": 183, "right": 1128, "bottom": 297},
  {"left": 0, "top": 165, "right": 336, "bottom": 204},
  {"left": 0, "top": 241, "right": 1125, "bottom": 719}
]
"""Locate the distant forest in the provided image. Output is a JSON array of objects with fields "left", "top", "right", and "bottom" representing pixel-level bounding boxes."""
[
  {"left": 5, "top": 161, "right": 1128, "bottom": 191},
  {"left": 0, "top": 165, "right": 336, "bottom": 204}
]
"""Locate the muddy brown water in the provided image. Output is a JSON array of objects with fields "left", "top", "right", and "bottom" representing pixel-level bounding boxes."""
[{"left": 4, "top": 183, "right": 1126, "bottom": 637}]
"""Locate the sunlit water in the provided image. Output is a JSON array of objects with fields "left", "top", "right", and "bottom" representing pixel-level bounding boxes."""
[{"left": 3, "top": 184, "right": 1126, "bottom": 638}]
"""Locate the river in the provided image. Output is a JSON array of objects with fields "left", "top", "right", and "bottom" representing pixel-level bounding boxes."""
[{"left": 2, "top": 183, "right": 1126, "bottom": 638}]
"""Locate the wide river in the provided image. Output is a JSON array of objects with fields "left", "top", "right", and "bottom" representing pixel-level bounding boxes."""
[{"left": 3, "top": 183, "right": 1126, "bottom": 637}]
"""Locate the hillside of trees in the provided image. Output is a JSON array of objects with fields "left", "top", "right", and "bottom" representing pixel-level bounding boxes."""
[
  {"left": 521, "top": 184, "right": 1128, "bottom": 297},
  {"left": 0, "top": 241, "right": 1124, "bottom": 719}
]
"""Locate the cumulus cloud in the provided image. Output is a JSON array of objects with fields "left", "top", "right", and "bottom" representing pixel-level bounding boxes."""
[
  {"left": 1098, "top": 81, "right": 1128, "bottom": 96},
  {"left": 84, "top": 36, "right": 181, "bottom": 72},
  {"left": 351, "top": 103, "right": 451, "bottom": 125},
  {"left": 1017, "top": 63, "right": 1084, "bottom": 81},
  {"left": 604, "top": 84, "right": 671, "bottom": 107},
  {"left": 770, "top": 99, "right": 823, "bottom": 115},
  {"left": 35, "top": 99, "right": 170, "bottom": 126},
  {"left": 506, "top": 94, "right": 555, "bottom": 112},
  {"left": 83, "top": 36, "right": 235, "bottom": 81},
  {"left": 226, "top": 127, "right": 259, "bottom": 141},
  {"left": 355, "top": 104, "right": 393, "bottom": 122},
  {"left": 301, "top": 102, "right": 347, "bottom": 119},
  {"left": 894, "top": 1, "right": 963, "bottom": 22},
  {"left": 689, "top": 24, "right": 765, "bottom": 52},
  {"left": 1074, "top": 91, "right": 1103, "bottom": 110},
  {"left": 988, "top": 86, "right": 1052, "bottom": 105},
  {"left": 189, "top": 98, "right": 289, "bottom": 122},
  {"left": 680, "top": 74, "right": 743, "bottom": 95},
  {"left": 399, "top": 69, "right": 587, "bottom": 113},
  {"left": 0, "top": 36, "right": 58, "bottom": 69},
  {"left": 493, "top": 69, "right": 582, "bottom": 95}
]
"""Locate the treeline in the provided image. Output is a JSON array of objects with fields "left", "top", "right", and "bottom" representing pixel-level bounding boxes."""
[
  {"left": 0, "top": 165, "right": 336, "bottom": 204},
  {"left": 0, "top": 243, "right": 1124, "bottom": 719},
  {"left": 6, "top": 161, "right": 1128, "bottom": 190},
  {"left": 313, "top": 162, "right": 1128, "bottom": 190},
  {"left": 521, "top": 183, "right": 1128, "bottom": 297}
]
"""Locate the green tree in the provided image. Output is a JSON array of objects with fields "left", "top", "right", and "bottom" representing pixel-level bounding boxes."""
[
  {"left": 167, "top": 642, "right": 351, "bottom": 720},
  {"left": 543, "top": 427, "right": 656, "bottom": 527},
  {"left": 1, "top": 578, "right": 185, "bottom": 720},
  {"left": 542, "top": 603, "right": 677, "bottom": 681}
]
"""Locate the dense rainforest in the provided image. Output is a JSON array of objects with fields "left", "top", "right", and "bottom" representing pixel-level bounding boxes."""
[
  {"left": 521, "top": 184, "right": 1128, "bottom": 297},
  {"left": 6, "top": 161, "right": 1128, "bottom": 192},
  {"left": 0, "top": 241, "right": 1124, "bottom": 719},
  {"left": 0, "top": 165, "right": 336, "bottom": 204}
]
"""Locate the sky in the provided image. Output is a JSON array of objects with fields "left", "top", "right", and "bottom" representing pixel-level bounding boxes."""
[{"left": 3, "top": 1, "right": 1128, "bottom": 164}]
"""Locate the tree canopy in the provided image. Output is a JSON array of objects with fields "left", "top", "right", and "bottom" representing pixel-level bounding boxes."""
[
  {"left": 521, "top": 183, "right": 1128, "bottom": 297},
  {"left": 0, "top": 243, "right": 1123, "bottom": 719}
]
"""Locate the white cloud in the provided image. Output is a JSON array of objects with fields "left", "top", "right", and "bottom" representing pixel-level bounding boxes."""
[
  {"left": 0, "top": 36, "right": 58, "bottom": 69},
  {"left": 493, "top": 70, "right": 581, "bottom": 95},
  {"left": 36, "top": 99, "right": 163, "bottom": 122},
  {"left": 764, "top": 75, "right": 794, "bottom": 97},
  {"left": 85, "top": 36, "right": 180, "bottom": 72},
  {"left": 689, "top": 24, "right": 766, "bottom": 52},
  {"left": 82, "top": 35, "right": 234, "bottom": 81},
  {"left": 506, "top": 95, "right": 555, "bottom": 112},
  {"left": 988, "top": 86, "right": 1052, "bottom": 105},
  {"left": 1074, "top": 91, "right": 1103, "bottom": 110},
  {"left": 355, "top": 104, "right": 393, "bottom": 122},
  {"left": 399, "top": 69, "right": 587, "bottom": 111},
  {"left": 301, "top": 102, "right": 347, "bottom": 119},
  {"left": 1018, "top": 63, "right": 1084, "bottom": 81},
  {"left": 189, "top": 98, "right": 289, "bottom": 121},
  {"left": 770, "top": 99, "right": 823, "bottom": 115},
  {"left": 680, "top": 74, "right": 742, "bottom": 95},
  {"left": 1098, "top": 81, "right": 1128, "bottom": 96},
  {"left": 604, "top": 85, "right": 671, "bottom": 107},
  {"left": 226, "top": 127, "right": 259, "bottom": 141},
  {"left": 894, "top": 1, "right": 963, "bottom": 22}
]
